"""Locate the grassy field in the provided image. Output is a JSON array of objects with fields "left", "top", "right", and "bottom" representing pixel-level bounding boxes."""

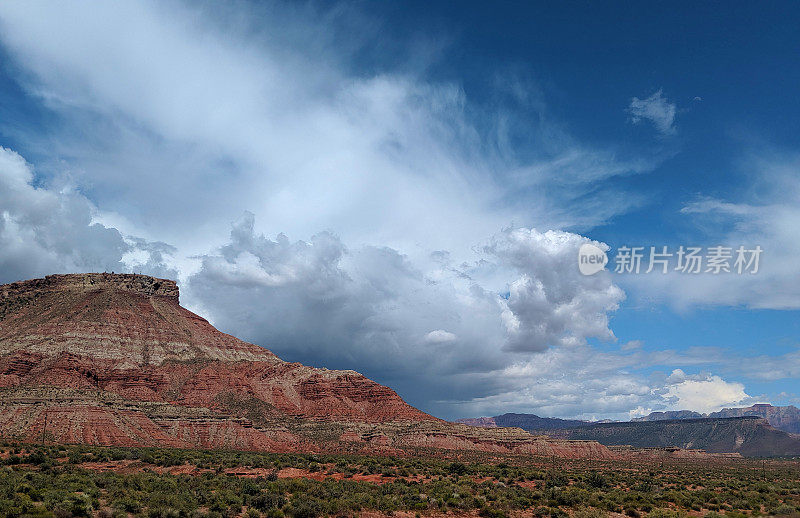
[{"left": 0, "top": 443, "right": 798, "bottom": 518}]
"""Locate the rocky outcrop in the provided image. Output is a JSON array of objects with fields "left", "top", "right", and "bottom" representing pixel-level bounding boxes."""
[
  {"left": 0, "top": 402, "right": 186, "bottom": 448},
  {"left": 0, "top": 273, "right": 179, "bottom": 313},
  {"left": 0, "top": 273, "right": 612, "bottom": 459},
  {"left": 331, "top": 420, "right": 615, "bottom": 459}
]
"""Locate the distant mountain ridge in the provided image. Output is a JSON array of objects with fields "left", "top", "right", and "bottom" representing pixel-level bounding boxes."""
[
  {"left": 632, "top": 410, "right": 704, "bottom": 421},
  {"left": 456, "top": 413, "right": 591, "bottom": 431},
  {"left": 544, "top": 416, "right": 800, "bottom": 457},
  {"left": 634, "top": 404, "right": 800, "bottom": 434},
  {"left": 460, "top": 404, "right": 800, "bottom": 435},
  {"left": 457, "top": 405, "right": 800, "bottom": 457}
]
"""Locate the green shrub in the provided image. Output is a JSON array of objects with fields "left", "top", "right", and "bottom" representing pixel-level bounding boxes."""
[
  {"left": 586, "top": 471, "right": 607, "bottom": 489},
  {"left": 250, "top": 493, "right": 286, "bottom": 511},
  {"left": 287, "top": 497, "right": 323, "bottom": 518}
]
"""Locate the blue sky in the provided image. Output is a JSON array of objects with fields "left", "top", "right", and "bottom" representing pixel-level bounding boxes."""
[{"left": 0, "top": 1, "right": 798, "bottom": 420}]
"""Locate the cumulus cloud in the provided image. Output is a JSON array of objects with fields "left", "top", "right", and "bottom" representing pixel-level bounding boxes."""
[
  {"left": 483, "top": 228, "right": 624, "bottom": 352},
  {"left": 660, "top": 369, "right": 753, "bottom": 413},
  {"left": 0, "top": 147, "right": 174, "bottom": 284},
  {"left": 627, "top": 89, "right": 677, "bottom": 135},
  {"left": 186, "top": 214, "right": 626, "bottom": 417}
]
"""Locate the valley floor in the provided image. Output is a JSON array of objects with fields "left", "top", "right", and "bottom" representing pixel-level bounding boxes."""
[{"left": 0, "top": 442, "right": 798, "bottom": 518}]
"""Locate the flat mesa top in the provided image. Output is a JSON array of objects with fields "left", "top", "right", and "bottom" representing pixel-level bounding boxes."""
[{"left": 0, "top": 273, "right": 180, "bottom": 302}]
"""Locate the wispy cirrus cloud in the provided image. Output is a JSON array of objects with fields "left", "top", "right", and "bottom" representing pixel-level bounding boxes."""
[
  {"left": 627, "top": 89, "right": 677, "bottom": 135},
  {"left": 621, "top": 152, "right": 800, "bottom": 310},
  {"left": 0, "top": 0, "right": 658, "bottom": 258}
]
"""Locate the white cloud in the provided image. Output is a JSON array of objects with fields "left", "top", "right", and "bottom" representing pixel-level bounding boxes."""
[
  {"left": 621, "top": 340, "right": 644, "bottom": 351},
  {"left": 483, "top": 228, "right": 624, "bottom": 352},
  {"left": 450, "top": 350, "right": 754, "bottom": 420},
  {"left": 627, "top": 89, "right": 676, "bottom": 135},
  {"left": 0, "top": 0, "right": 664, "bottom": 420},
  {"left": 0, "top": 147, "right": 174, "bottom": 284},
  {"left": 0, "top": 0, "right": 656, "bottom": 264},
  {"left": 0, "top": 144, "right": 773, "bottom": 421},
  {"left": 624, "top": 153, "right": 800, "bottom": 310},
  {"left": 424, "top": 330, "right": 457, "bottom": 344},
  {"left": 459, "top": 346, "right": 654, "bottom": 419},
  {"left": 662, "top": 369, "right": 753, "bottom": 414},
  {"left": 186, "top": 215, "right": 626, "bottom": 417},
  {"left": 731, "top": 348, "right": 800, "bottom": 381}
]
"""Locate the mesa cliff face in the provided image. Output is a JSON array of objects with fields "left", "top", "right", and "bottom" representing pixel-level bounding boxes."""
[
  {"left": 543, "top": 417, "right": 800, "bottom": 457},
  {"left": 633, "top": 404, "right": 800, "bottom": 435},
  {"left": 710, "top": 404, "right": 800, "bottom": 435},
  {"left": 0, "top": 274, "right": 612, "bottom": 459}
]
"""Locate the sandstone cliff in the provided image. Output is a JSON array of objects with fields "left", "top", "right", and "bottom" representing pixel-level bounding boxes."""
[{"left": 0, "top": 273, "right": 612, "bottom": 459}]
